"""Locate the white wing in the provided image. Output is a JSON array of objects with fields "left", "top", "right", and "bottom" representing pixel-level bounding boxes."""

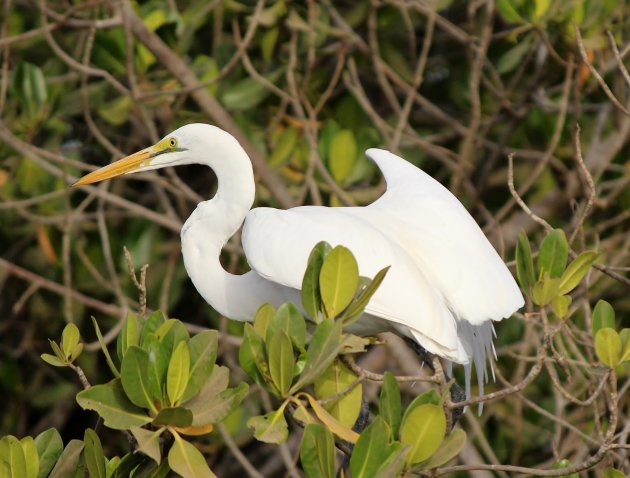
[{"left": 242, "top": 149, "right": 523, "bottom": 365}]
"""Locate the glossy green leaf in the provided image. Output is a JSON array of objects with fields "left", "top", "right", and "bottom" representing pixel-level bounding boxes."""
[
  {"left": 139, "top": 311, "right": 166, "bottom": 349},
  {"left": 20, "top": 437, "right": 38, "bottom": 478},
  {"left": 515, "top": 230, "right": 535, "bottom": 293},
  {"left": 168, "top": 434, "right": 216, "bottom": 478},
  {"left": 40, "top": 353, "right": 66, "bottom": 367},
  {"left": 619, "top": 329, "right": 630, "bottom": 363},
  {"left": 117, "top": 313, "right": 140, "bottom": 362},
  {"left": 266, "top": 302, "right": 306, "bottom": 351},
  {"left": 84, "top": 429, "right": 106, "bottom": 478},
  {"left": 603, "top": 467, "right": 627, "bottom": 478},
  {"left": 379, "top": 371, "right": 402, "bottom": 438},
  {"left": 91, "top": 317, "right": 120, "bottom": 378},
  {"left": 247, "top": 406, "right": 289, "bottom": 444},
  {"left": 302, "top": 241, "right": 332, "bottom": 321},
  {"left": 300, "top": 424, "right": 335, "bottom": 478},
  {"left": 400, "top": 404, "right": 446, "bottom": 465},
  {"left": 552, "top": 295, "right": 572, "bottom": 319},
  {"left": 253, "top": 303, "right": 275, "bottom": 339},
  {"left": 76, "top": 379, "right": 152, "bottom": 430},
  {"left": 538, "top": 229, "right": 568, "bottom": 279},
  {"left": 269, "top": 330, "right": 294, "bottom": 396},
  {"left": 373, "top": 444, "right": 408, "bottom": 478},
  {"left": 121, "top": 346, "right": 159, "bottom": 412},
  {"left": 48, "top": 439, "right": 83, "bottom": 478},
  {"left": 167, "top": 341, "right": 190, "bottom": 406},
  {"left": 61, "top": 323, "right": 80, "bottom": 360},
  {"left": 592, "top": 300, "right": 615, "bottom": 336},
  {"left": 314, "top": 359, "right": 362, "bottom": 428},
  {"left": 186, "top": 381, "right": 249, "bottom": 427},
  {"left": 419, "top": 428, "right": 467, "bottom": 468},
  {"left": 595, "top": 328, "right": 621, "bottom": 368},
  {"left": 269, "top": 126, "right": 298, "bottom": 167},
  {"left": 329, "top": 129, "right": 357, "bottom": 183},
  {"left": 291, "top": 320, "right": 343, "bottom": 392},
  {"left": 400, "top": 389, "right": 440, "bottom": 427},
  {"left": 239, "top": 324, "right": 268, "bottom": 386},
  {"left": 496, "top": 0, "right": 525, "bottom": 23},
  {"left": 341, "top": 267, "right": 390, "bottom": 325},
  {"left": 557, "top": 251, "right": 599, "bottom": 295},
  {"left": 319, "top": 246, "right": 359, "bottom": 319},
  {"left": 532, "top": 274, "right": 560, "bottom": 306},
  {"left": 181, "top": 330, "right": 218, "bottom": 402},
  {"left": 0, "top": 436, "right": 26, "bottom": 478},
  {"left": 349, "top": 416, "right": 394, "bottom": 478},
  {"left": 153, "top": 407, "right": 193, "bottom": 427},
  {"left": 130, "top": 427, "right": 164, "bottom": 464},
  {"left": 35, "top": 428, "right": 63, "bottom": 478}
]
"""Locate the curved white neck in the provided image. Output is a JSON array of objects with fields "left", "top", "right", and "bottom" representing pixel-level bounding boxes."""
[{"left": 181, "top": 136, "right": 287, "bottom": 321}]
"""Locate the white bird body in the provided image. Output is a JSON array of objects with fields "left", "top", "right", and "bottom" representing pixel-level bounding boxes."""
[{"left": 75, "top": 123, "right": 524, "bottom": 397}]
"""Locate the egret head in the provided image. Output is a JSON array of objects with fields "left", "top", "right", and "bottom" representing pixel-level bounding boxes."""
[{"left": 73, "top": 123, "right": 229, "bottom": 186}]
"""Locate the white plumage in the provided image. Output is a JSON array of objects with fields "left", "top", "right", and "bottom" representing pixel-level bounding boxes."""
[{"left": 74, "top": 123, "right": 524, "bottom": 399}]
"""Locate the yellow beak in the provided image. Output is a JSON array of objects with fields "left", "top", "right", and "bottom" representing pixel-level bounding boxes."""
[{"left": 73, "top": 147, "right": 154, "bottom": 187}]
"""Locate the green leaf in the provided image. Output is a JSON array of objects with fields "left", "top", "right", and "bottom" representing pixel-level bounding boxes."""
[
  {"left": 185, "top": 381, "right": 249, "bottom": 427},
  {"left": 373, "top": 444, "right": 408, "bottom": 478},
  {"left": 155, "top": 319, "right": 190, "bottom": 359},
  {"left": 419, "top": 428, "right": 467, "bottom": 468},
  {"left": 329, "top": 130, "right": 357, "bottom": 183},
  {"left": 379, "top": 371, "right": 402, "bottom": 438},
  {"left": 496, "top": 0, "right": 525, "bottom": 23},
  {"left": 595, "top": 328, "right": 622, "bottom": 368},
  {"left": 515, "top": 230, "right": 535, "bottom": 293},
  {"left": 20, "top": 437, "right": 38, "bottom": 478},
  {"left": 167, "top": 341, "right": 190, "bottom": 406},
  {"left": 532, "top": 274, "right": 561, "bottom": 306},
  {"left": 130, "top": 427, "right": 164, "bottom": 464},
  {"left": 400, "top": 389, "right": 440, "bottom": 427},
  {"left": 91, "top": 317, "right": 120, "bottom": 378},
  {"left": 253, "top": 303, "right": 275, "bottom": 339},
  {"left": 181, "top": 331, "right": 218, "bottom": 402},
  {"left": 269, "top": 126, "right": 298, "bottom": 167},
  {"left": 260, "top": 27, "right": 279, "bottom": 63},
  {"left": 61, "top": 323, "right": 80, "bottom": 360},
  {"left": 98, "top": 96, "right": 132, "bottom": 126},
  {"left": 603, "top": 467, "right": 627, "bottom": 478},
  {"left": 48, "top": 439, "right": 84, "bottom": 478},
  {"left": 139, "top": 311, "right": 166, "bottom": 349},
  {"left": 319, "top": 246, "right": 359, "bottom": 319},
  {"left": 551, "top": 459, "right": 579, "bottom": 478},
  {"left": 538, "top": 229, "right": 568, "bottom": 279},
  {"left": 300, "top": 424, "right": 335, "bottom": 478},
  {"left": 557, "top": 251, "right": 599, "bottom": 295},
  {"left": 35, "top": 429, "right": 63, "bottom": 478},
  {"left": 314, "top": 359, "right": 362, "bottom": 429},
  {"left": 168, "top": 434, "right": 216, "bottom": 478},
  {"left": 266, "top": 302, "right": 306, "bottom": 351},
  {"left": 40, "top": 353, "right": 66, "bottom": 367},
  {"left": 268, "top": 330, "right": 294, "bottom": 396},
  {"left": 76, "top": 379, "right": 152, "bottom": 430},
  {"left": 497, "top": 36, "right": 532, "bottom": 74},
  {"left": 247, "top": 406, "right": 289, "bottom": 444},
  {"left": 239, "top": 324, "right": 268, "bottom": 386},
  {"left": 302, "top": 241, "right": 332, "bottom": 320},
  {"left": 221, "top": 69, "right": 283, "bottom": 111},
  {"left": 0, "top": 436, "right": 26, "bottom": 478},
  {"left": 153, "top": 407, "right": 193, "bottom": 427},
  {"left": 350, "top": 417, "right": 401, "bottom": 478},
  {"left": 121, "top": 346, "right": 160, "bottom": 412},
  {"left": 117, "top": 313, "right": 140, "bottom": 362},
  {"left": 14, "top": 62, "right": 48, "bottom": 119},
  {"left": 552, "top": 295, "right": 572, "bottom": 319},
  {"left": 400, "top": 404, "right": 446, "bottom": 465},
  {"left": 592, "top": 300, "right": 615, "bottom": 336},
  {"left": 533, "top": 0, "right": 551, "bottom": 20},
  {"left": 84, "top": 429, "right": 106, "bottom": 478},
  {"left": 619, "top": 329, "right": 630, "bottom": 363},
  {"left": 291, "top": 320, "right": 344, "bottom": 392},
  {"left": 341, "top": 267, "right": 390, "bottom": 325}
]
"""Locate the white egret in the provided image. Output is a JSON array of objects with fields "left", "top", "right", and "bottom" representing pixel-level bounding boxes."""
[{"left": 74, "top": 123, "right": 524, "bottom": 398}]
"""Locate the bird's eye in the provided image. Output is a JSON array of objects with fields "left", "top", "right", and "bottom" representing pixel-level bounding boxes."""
[{"left": 168, "top": 138, "right": 177, "bottom": 148}]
